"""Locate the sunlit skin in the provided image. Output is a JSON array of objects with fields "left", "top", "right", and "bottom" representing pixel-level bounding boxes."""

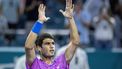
[{"left": 40, "top": 38, "right": 55, "bottom": 57}]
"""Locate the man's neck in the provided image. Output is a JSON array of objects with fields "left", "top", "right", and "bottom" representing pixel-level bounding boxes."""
[{"left": 41, "top": 56, "right": 54, "bottom": 65}]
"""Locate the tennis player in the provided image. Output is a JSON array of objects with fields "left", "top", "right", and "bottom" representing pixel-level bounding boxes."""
[{"left": 25, "top": 0, "right": 80, "bottom": 69}]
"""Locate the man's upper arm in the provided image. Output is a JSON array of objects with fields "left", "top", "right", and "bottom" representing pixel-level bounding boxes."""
[
  {"left": 65, "top": 42, "right": 77, "bottom": 63},
  {"left": 25, "top": 31, "right": 37, "bottom": 65}
]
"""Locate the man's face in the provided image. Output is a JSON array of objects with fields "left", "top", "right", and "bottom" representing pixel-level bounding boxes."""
[{"left": 41, "top": 38, "right": 55, "bottom": 57}]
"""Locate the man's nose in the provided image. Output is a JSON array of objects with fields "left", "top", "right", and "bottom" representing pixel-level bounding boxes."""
[{"left": 50, "top": 44, "right": 54, "bottom": 48}]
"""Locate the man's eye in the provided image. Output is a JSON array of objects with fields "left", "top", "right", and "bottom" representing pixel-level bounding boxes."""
[
  {"left": 45, "top": 42, "right": 55, "bottom": 45},
  {"left": 52, "top": 42, "right": 55, "bottom": 45},
  {"left": 45, "top": 42, "right": 50, "bottom": 45}
]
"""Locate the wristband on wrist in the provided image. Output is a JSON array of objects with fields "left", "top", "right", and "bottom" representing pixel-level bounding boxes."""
[{"left": 32, "top": 20, "right": 43, "bottom": 35}]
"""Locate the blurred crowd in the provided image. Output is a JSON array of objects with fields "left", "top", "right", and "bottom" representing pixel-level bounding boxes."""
[{"left": 0, "top": 0, "right": 122, "bottom": 49}]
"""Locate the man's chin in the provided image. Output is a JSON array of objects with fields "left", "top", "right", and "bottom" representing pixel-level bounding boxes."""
[
  {"left": 48, "top": 54, "right": 55, "bottom": 57},
  {"left": 42, "top": 54, "right": 54, "bottom": 58},
  {"left": 50, "top": 54, "right": 54, "bottom": 57}
]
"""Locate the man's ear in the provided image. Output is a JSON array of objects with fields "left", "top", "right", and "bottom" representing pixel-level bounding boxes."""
[{"left": 36, "top": 45, "right": 42, "bottom": 52}]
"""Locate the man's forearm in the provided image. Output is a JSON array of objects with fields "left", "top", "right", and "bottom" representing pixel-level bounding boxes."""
[
  {"left": 25, "top": 20, "right": 43, "bottom": 49},
  {"left": 65, "top": 17, "right": 80, "bottom": 63},
  {"left": 24, "top": 20, "right": 43, "bottom": 64},
  {"left": 68, "top": 17, "right": 80, "bottom": 45}
]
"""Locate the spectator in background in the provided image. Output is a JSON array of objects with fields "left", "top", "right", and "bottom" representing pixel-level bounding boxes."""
[
  {"left": 24, "top": 0, "right": 43, "bottom": 33},
  {"left": 24, "top": 0, "right": 42, "bottom": 22},
  {"left": 14, "top": 55, "right": 26, "bottom": 69},
  {"left": 14, "top": 45, "right": 40, "bottom": 69},
  {"left": 14, "top": 54, "right": 40, "bottom": 69},
  {"left": 56, "top": 37, "right": 90, "bottom": 69},
  {"left": 0, "top": 2, "right": 8, "bottom": 46},
  {"left": 65, "top": 0, "right": 91, "bottom": 47},
  {"left": 93, "top": 7, "right": 115, "bottom": 49},
  {"left": 1, "top": 0, "right": 21, "bottom": 45},
  {"left": 0, "top": 3, "right": 8, "bottom": 35},
  {"left": 109, "top": 0, "right": 122, "bottom": 48},
  {"left": 84, "top": 0, "right": 109, "bottom": 18},
  {"left": 1, "top": 0, "right": 20, "bottom": 29},
  {"left": 18, "top": 0, "right": 26, "bottom": 29}
]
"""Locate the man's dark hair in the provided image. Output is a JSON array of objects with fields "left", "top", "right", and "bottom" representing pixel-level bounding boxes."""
[{"left": 35, "top": 33, "right": 55, "bottom": 47}]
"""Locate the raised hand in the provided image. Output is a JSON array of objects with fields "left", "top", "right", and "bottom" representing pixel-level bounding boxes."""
[
  {"left": 59, "top": 0, "right": 74, "bottom": 19},
  {"left": 38, "top": 4, "right": 50, "bottom": 22}
]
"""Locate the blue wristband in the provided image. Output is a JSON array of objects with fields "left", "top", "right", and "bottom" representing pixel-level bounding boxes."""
[{"left": 32, "top": 20, "right": 43, "bottom": 35}]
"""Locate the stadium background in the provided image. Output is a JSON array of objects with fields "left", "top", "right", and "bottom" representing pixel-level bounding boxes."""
[{"left": 0, "top": 0, "right": 122, "bottom": 69}]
